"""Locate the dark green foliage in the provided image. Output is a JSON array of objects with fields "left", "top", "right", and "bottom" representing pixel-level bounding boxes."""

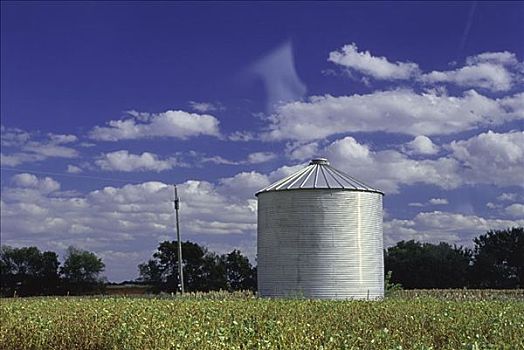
[
  {"left": 384, "top": 270, "right": 403, "bottom": 296},
  {"left": 138, "top": 241, "right": 256, "bottom": 293},
  {"left": 385, "top": 240, "right": 472, "bottom": 289},
  {"left": 470, "top": 227, "right": 523, "bottom": 288},
  {"left": 224, "top": 250, "right": 256, "bottom": 291},
  {"left": 61, "top": 246, "right": 106, "bottom": 295},
  {"left": 0, "top": 246, "right": 60, "bottom": 296}
]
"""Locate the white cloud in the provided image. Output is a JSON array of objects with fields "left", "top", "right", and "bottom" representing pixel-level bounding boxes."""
[
  {"left": 265, "top": 90, "right": 522, "bottom": 141},
  {"left": 1, "top": 172, "right": 261, "bottom": 281},
  {"left": 404, "top": 136, "right": 440, "bottom": 155},
  {"left": 328, "top": 43, "right": 420, "bottom": 80},
  {"left": 323, "top": 136, "right": 461, "bottom": 193},
  {"left": 0, "top": 127, "right": 80, "bottom": 166},
  {"left": 385, "top": 211, "right": 524, "bottom": 247},
  {"left": 409, "top": 198, "right": 449, "bottom": 207},
  {"left": 285, "top": 130, "right": 524, "bottom": 193},
  {"left": 89, "top": 110, "right": 221, "bottom": 141},
  {"left": 201, "top": 151, "right": 276, "bottom": 166},
  {"left": 328, "top": 45, "right": 523, "bottom": 92},
  {"left": 448, "top": 130, "right": 524, "bottom": 188},
  {"left": 408, "top": 202, "right": 424, "bottom": 207},
  {"left": 11, "top": 173, "right": 60, "bottom": 193},
  {"left": 201, "top": 155, "right": 239, "bottom": 165},
  {"left": 421, "top": 51, "right": 523, "bottom": 92},
  {"left": 22, "top": 143, "right": 78, "bottom": 158},
  {"left": 505, "top": 203, "right": 524, "bottom": 218},
  {"left": 486, "top": 202, "right": 500, "bottom": 209},
  {"left": 466, "top": 51, "right": 520, "bottom": 66},
  {"left": 286, "top": 141, "right": 320, "bottom": 160},
  {"left": 421, "top": 62, "right": 514, "bottom": 92},
  {"left": 218, "top": 171, "right": 270, "bottom": 199},
  {"left": 66, "top": 165, "right": 83, "bottom": 174},
  {"left": 228, "top": 131, "right": 255, "bottom": 142},
  {"left": 48, "top": 134, "right": 78, "bottom": 144},
  {"left": 497, "top": 192, "right": 518, "bottom": 202},
  {"left": 429, "top": 198, "right": 448, "bottom": 205},
  {"left": 188, "top": 101, "right": 224, "bottom": 113},
  {"left": 246, "top": 152, "right": 276, "bottom": 164},
  {"left": 95, "top": 150, "right": 177, "bottom": 172}
]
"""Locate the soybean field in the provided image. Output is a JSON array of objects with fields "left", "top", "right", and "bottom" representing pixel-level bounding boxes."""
[{"left": 1, "top": 291, "right": 523, "bottom": 350}]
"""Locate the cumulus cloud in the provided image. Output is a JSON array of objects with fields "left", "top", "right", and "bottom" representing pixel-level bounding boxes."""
[
  {"left": 283, "top": 130, "right": 524, "bottom": 193},
  {"left": 385, "top": 211, "right": 524, "bottom": 246},
  {"left": 95, "top": 150, "right": 178, "bottom": 172},
  {"left": 421, "top": 62, "right": 514, "bottom": 92},
  {"left": 403, "top": 136, "right": 440, "bottom": 155},
  {"left": 11, "top": 173, "right": 60, "bottom": 193},
  {"left": 265, "top": 90, "right": 523, "bottom": 141},
  {"left": 505, "top": 203, "right": 524, "bottom": 218},
  {"left": 328, "top": 43, "right": 420, "bottom": 80},
  {"left": 328, "top": 44, "right": 523, "bottom": 92},
  {"left": 286, "top": 141, "right": 320, "bottom": 160},
  {"left": 448, "top": 130, "right": 524, "bottom": 188},
  {"left": 89, "top": 110, "right": 221, "bottom": 141},
  {"left": 421, "top": 51, "right": 523, "bottom": 92},
  {"left": 0, "top": 127, "right": 80, "bottom": 166},
  {"left": 218, "top": 171, "right": 270, "bottom": 199},
  {"left": 323, "top": 136, "right": 461, "bottom": 193},
  {"left": 1, "top": 172, "right": 262, "bottom": 281}
]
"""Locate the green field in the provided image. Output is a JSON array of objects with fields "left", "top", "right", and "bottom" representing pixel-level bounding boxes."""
[{"left": 1, "top": 292, "right": 523, "bottom": 350}]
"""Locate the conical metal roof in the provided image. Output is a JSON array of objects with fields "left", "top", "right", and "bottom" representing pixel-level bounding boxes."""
[{"left": 256, "top": 158, "right": 383, "bottom": 195}]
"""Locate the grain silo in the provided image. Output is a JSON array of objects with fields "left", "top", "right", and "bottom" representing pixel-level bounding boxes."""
[{"left": 256, "top": 158, "right": 384, "bottom": 300}]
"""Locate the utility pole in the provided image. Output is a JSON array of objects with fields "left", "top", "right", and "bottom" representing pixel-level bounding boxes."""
[{"left": 173, "top": 185, "right": 185, "bottom": 294}]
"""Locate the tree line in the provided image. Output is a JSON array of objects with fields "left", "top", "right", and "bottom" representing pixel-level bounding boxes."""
[
  {"left": 1, "top": 227, "right": 522, "bottom": 297},
  {"left": 0, "top": 246, "right": 105, "bottom": 296},
  {"left": 385, "top": 227, "right": 523, "bottom": 289}
]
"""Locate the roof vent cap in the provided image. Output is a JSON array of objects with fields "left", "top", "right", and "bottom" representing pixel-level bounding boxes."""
[{"left": 309, "top": 158, "right": 329, "bottom": 165}]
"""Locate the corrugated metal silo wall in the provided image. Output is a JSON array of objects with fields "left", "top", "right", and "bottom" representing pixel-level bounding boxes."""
[{"left": 257, "top": 189, "right": 383, "bottom": 300}]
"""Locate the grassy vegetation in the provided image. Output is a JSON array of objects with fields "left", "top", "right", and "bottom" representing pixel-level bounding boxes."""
[{"left": 1, "top": 292, "right": 523, "bottom": 350}]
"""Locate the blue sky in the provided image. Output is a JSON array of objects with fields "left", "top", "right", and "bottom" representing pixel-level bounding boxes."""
[{"left": 1, "top": 2, "right": 523, "bottom": 281}]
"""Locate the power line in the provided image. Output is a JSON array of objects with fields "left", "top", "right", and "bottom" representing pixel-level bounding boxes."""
[{"left": 0, "top": 166, "right": 147, "bottom": 184}]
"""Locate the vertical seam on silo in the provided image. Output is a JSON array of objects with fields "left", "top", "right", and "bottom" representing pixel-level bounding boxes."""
[{"left": 357, "top": 192, "right": 363, "bottom": 285}]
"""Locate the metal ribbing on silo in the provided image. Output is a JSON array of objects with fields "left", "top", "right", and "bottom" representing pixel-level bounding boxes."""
[{"left": 256, "top": 158, "right": 384, "bottom": 300}]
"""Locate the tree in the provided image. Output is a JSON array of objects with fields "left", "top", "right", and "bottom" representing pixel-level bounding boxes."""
[
  {"left": 470, "top": 227, "right": 524, "bottom": 288},
  {"left": 137, "top": 241, "right": 257, "bottom": 293},
  {"left": 61, "top": 246, "right": 105, "bottom": 294},
  {"left": 224, "top": 250, "right": 256, "bottom": 291},
  {"left": 138, "top": 241, "right": 228, "bottom": 292},
  {"left": 384, "top": 240, "right": 472, "bottom": 289},
  {"left": 0, "top": 246, "right": 60, "bottom": 296}
]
